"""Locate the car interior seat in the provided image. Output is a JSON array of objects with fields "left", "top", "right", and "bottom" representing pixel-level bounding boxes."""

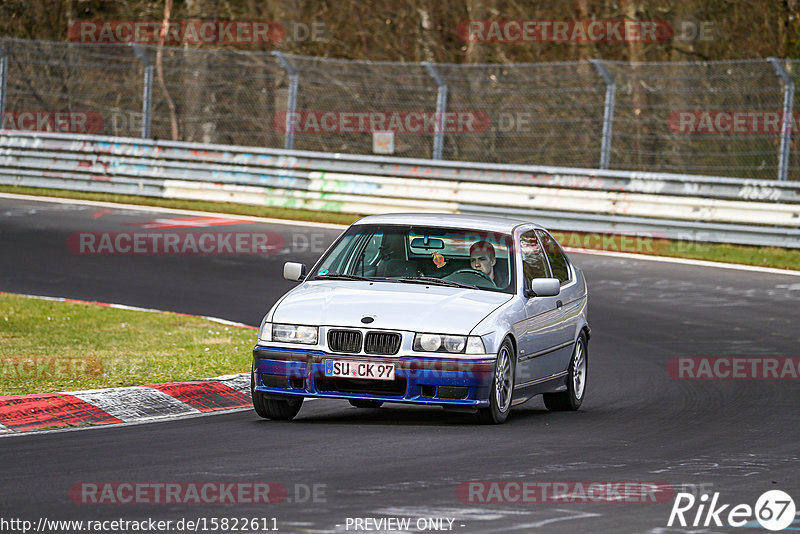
[{"left": 378, "top": 259, "right": 419, "bottom": 278}]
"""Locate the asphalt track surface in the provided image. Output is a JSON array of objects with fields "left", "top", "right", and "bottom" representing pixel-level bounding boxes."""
[{"left": 1, "top": 195, "right": 799, "bottom": 533}]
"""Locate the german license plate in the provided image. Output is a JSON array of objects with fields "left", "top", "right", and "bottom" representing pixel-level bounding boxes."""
[{"left": 324, "top": 359, "right": 395, "bottom": 380}]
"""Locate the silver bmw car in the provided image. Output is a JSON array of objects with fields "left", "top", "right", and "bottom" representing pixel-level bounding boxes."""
[{"left": 252, "top": 213, "right": 590, "bottom": 424}]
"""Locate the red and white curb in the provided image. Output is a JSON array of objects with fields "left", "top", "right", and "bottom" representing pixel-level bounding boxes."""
[
  {"left": 0, "top": 373, "right": 252, "bottom": 433},
  {"left": 0, "top": 292, "right": 258, "bottom": 434}
]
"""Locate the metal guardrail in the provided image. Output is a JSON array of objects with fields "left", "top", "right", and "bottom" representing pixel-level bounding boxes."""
[{"left": 1, "top": 131, "right": 799, "bottom": 249}]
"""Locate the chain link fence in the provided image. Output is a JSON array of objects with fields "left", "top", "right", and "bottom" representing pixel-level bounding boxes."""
[{"left": 1, "top": 37, "right": 799, "bottom": 181}]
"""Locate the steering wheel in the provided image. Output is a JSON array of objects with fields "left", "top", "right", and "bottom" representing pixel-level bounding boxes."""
[{"left": 447, "top": 268, "right": 497, "bottom": 287}]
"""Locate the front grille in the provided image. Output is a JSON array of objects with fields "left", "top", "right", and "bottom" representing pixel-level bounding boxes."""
[
  {"left": 364, "top": 331, "right": 401, "bottom": 355},
  {"left": 317, "top": 377, "right": 407, "bottom": 397},
  {"left": 327, "top": 329, "right": 362, "bottom": 353}
]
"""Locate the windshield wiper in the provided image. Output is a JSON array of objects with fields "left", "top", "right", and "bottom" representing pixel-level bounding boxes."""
[
  {"left": 317, "top": 273, "right": 373, "bottom": 281},
  {"left": 394, "top": 276, "right": 475, "bottom": 289}
]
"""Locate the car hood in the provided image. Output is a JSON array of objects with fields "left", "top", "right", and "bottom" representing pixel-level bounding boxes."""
[{"left": 271, "top": 280, "right": 512, "bottom": 334}]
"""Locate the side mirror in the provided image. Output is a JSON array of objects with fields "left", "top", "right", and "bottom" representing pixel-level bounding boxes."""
[
  {"left": 283, "top": 262, "right": 307, "bottom": 282},
  {"left": 529, "top": 278, "right": 560, "bottom": 297}
]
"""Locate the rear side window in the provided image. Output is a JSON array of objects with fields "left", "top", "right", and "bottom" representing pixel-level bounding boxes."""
[{"left": 536, "top": 230, "right": 570, "bottom": 284}]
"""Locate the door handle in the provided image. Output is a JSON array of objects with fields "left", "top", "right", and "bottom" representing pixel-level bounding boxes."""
[{"left": 556, "top": 300, "right": 563, "bottom": 309}]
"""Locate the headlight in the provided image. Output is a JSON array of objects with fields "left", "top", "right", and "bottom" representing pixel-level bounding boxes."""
[
  {"left": 443, "top": 335, "right": 466, "bottom": 353},
  {"left": 416, "top": 333, "right": 443, "bottom": 352},
  {"left": 257, "top": 319, "right": 272, "bottom": 344},
  {"left": 414, "top": 333, "right": 485, "bottom": 354},
  {"left": 272, "top": 323, "right": 318, "bottom": 344}
]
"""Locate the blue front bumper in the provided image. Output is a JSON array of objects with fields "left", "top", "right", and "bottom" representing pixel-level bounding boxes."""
[{"left": 253, "top": 346, "right": 495, "bottom": 407}]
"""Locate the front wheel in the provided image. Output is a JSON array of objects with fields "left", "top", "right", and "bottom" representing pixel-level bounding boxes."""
[
  {"left": 251, "top": 371, "right": 303, "bottom": 420},
  {"left": 478, "top": 339, "right": 515, "bottom": 424},
  {"left": 543, "top": 332, "right": 587, "bottom": 411}
]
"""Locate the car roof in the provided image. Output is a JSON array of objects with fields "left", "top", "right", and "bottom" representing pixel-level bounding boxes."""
[{"left": 352, "top": 213, "right": 545, "bottom": 234}]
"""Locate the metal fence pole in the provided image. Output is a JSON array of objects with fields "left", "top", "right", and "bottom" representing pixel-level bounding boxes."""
[
  {"left": 768, "top": 57, "right": 794, "bottom": 181},
  {"left": 272, "top": 51, "right": 298, "bottom": 151},
  {"left": 129, "top": 43, "right": 153, "bottom": 139},
  {"left": 0, "top": 47, "right": 8, "bottom": 130},
  {"left": 423, "top": 62, "right": 448, "bottom": 160},
  {"left": 590, "top": 59, "right": 616, "bottom": 170}
]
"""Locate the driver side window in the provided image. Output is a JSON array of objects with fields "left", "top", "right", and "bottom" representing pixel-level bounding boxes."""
[{"left": 519, "top": 231, "right": 550, "bottom": 286}]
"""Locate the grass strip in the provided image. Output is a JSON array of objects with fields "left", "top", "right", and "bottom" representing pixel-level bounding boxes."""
[{"left": 0, "top": 293, "right": 256, "bottom": 396}]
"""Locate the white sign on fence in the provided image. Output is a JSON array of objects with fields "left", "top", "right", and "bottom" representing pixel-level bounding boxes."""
[{"left": 372, "top": 131, "right": 394, "bottom": 154}]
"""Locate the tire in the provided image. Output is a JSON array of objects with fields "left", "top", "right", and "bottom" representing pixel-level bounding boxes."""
[
  {"left": 478, "top": 338, "right": 515, "bottom": 424},
  {"left": 348, "top": 399, "right": 384, "bottom": 409},
  {"left": 251, "top": 370, "right": 303, "bottom": 421},
  {"left": 543, "top": 332, "right": 587, "bottom": 411}
]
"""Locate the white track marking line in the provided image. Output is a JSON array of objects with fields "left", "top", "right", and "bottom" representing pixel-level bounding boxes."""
[
  {"left": 0, "top": 192, "right": 348, "bottom": 229},
  {"left": 564, "top": 246, "right": 800, "bottom": 276},
  {"left": 2, "top": 292, "right": 257, "bottom": 328},
  {"left": 0, "top": 407, "right": 253, "bottom": 438}
]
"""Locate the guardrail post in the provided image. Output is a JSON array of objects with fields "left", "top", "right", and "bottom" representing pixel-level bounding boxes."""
[
  {"left": 590, "top": 59, "right": 616, "bottom": 170},
  {"left": 768, "top": 57, "right": 794, "bottom": 182},
  {"left": 423, "top": 62, "right": 448, "bottom": 160},
  {"left": 272, "top": 51, "right": 299, "bottom": 151},
  {"left": 0, "top": 47, "right": 8, "bottom": 130},
  {"left": 129, "top": 43, "right": 153, "bottom": 139}
]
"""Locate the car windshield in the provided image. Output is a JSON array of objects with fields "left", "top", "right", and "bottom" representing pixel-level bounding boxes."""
[{"left": 310, "top": 224, "right": 515, "bottom": 293}]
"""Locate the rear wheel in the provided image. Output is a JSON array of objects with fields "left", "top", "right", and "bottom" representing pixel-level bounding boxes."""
[
  {"left": 251, "top": 370, "right": 303, "bottom": 420},
  {"left": 478, "top": 339, "right": 515, "bottom": 424},
  {"left": 348, "top": 399, "right": 384, "bottom": 409},
  {"left": 543, "top": 332, "right": 587, "bottom": 411}
]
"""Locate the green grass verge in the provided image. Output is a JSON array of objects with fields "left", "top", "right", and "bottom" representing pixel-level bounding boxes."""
[
  {"left": 0, "top": 293, "right": 257, "bottom": 396},
  {"left": 1, "top": 184, "right": 798, "bottom": 271}
]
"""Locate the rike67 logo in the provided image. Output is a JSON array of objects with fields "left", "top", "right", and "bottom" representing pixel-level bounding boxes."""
[{"left": 668, "top": 490, "right": 796, "bottom": 531}]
